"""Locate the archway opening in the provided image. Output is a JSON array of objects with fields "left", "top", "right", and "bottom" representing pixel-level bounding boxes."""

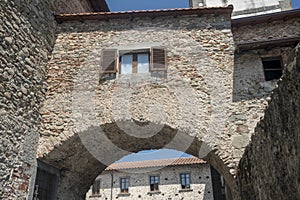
[
  {"left": 86, "top": 148, "right": 232, "bottom": 200},
  {"left": 35, "top": 121, "right": 237, "bottom": 200}
]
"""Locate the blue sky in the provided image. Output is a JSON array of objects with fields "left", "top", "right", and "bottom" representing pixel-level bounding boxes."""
[
  {"left": 116, "top": 149, "right": 192, "bottom": 163},
  {"left": 106, "top": 0, "right": 300, "bottom": 11},
  {"left": 293, "top": 0, "right": 300, "bottom": 8},
  {"left": 106, "top": 0, "right": 189, "bottom": 11}
]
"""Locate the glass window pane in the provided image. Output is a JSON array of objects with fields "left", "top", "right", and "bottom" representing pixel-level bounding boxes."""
[
  {"left": 137, "top": 54, "right": 149, "bottom": 73},
  {"left": 126, "top": 179, "right": 129, "bottom": 188},
  {"left": 186, "top": 178, "right": 190, "bottom": 185},
  {"left": 121, "top": 55, "right": 133, "bottom": 74}
]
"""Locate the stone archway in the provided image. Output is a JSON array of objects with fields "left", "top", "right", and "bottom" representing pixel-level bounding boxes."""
[{"left": 38, "top": 120, "right": 238, "bottom": 199}]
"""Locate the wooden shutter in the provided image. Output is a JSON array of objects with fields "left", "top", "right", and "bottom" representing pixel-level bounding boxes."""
[
  {"left": 101, "top": 49, "right": 117, "bottom": 73},
  {"left": 150, "top": 47, "right": 167, "bottom": 71}
]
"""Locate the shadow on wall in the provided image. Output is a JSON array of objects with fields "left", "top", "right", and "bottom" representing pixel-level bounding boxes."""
[{"left": 237, "top": 43, "right": 300, "bottom": 199}]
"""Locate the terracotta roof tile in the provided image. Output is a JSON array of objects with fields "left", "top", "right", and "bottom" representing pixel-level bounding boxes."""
[{"left": 105, "top": 157, "right": 206, "bottom": 171}]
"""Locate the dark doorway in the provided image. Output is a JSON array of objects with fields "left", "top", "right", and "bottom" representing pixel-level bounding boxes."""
[
  {"left": 211, "top": 166, "right": 228, "bottom": 200},
  {"left": 32, "top": 160, "right": 59, "bottom": 200}
]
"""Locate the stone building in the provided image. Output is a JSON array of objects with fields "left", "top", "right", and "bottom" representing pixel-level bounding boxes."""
[
  {"left": 190, "top": 0, "right": 293, "bottom": 18},
  {"left": 86, "top": 157, "right": 227, "bottom": 200},
  {"left": 1, "top": 0, "right": 300, "bottom": 199}
]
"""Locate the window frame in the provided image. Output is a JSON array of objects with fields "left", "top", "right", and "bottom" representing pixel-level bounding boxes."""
[
  {"left": 120, "top": 177, "right": 130, "bottom": 194},
  {"left": 261, "top": 56, "right": 283, "bottom": 81},
  {"left": 180, "top": 173, "right": 191, "bottom": 190},
  {"left": 118, "top": 50, "right": 151, "bottom": 74},
  {"left": 149, "top": 175, "right": 160, "bottom": 192}
]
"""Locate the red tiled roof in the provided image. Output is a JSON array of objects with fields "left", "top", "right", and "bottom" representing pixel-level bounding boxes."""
[
  {"left": 55, "top": 6, "right": 233, "bottom": 22},
  {"left": 105, "top": 157, "right": 206, "bottom": 171}
]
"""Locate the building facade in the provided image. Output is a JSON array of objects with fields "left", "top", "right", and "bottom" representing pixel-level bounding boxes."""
[
  {"left": 37, "top": 4, "right": 300, "bottom": 200},
  {"left": 86, "top": 157, "right": 228, "bottom": 200},
  {"left": 1, "top": 0, "right": 300, "bottom": 199}
]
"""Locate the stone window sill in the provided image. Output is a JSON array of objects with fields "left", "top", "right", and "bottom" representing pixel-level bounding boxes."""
[
  {"left": 179, "top": 189, "right": 193, "bottom": 193},
  {"left": 89, "top": 194, "right": 101, "bottom": 198},
  {"left": 118, "top": 193, "right": 131, "bottom": 197},
  {"left": 147, "top": 191, "right": 161, "bottom": 195}
]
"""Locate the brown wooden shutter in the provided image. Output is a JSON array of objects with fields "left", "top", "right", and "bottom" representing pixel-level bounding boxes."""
[
  {"left": 151, "top": 47, "right": 167, "bottom": 71},
  {"left": 101, "top": 49, "right": 117, "bottom": 73}
]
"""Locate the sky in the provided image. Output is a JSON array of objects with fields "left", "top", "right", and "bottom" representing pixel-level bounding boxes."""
[
  {"left": 116, "top": 149, "right": 192, "bottom": 163},
  {"left": 106, "top": 0, "right": 189, "bottom": 11},
  {"left": 106, "top": 0, "right": 300, "bottom": 11},
  {"left": 293, "top": 0, "right": 300, "bottom": 8}
]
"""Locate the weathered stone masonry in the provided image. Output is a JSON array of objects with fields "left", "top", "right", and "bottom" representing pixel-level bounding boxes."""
[
  {"left": 1, "top": 1, "right": 300, "bottom": 199},
  {"left": 36, "top": 7, "right": 273, "bottom": 199},
  {"left": 232, "top": 12, "right": 300, "bottom": 102},
  {"left": 232, "top": 10, "right": 300, "bottom": 199},
  {"left": 237, "top": 43, "right": 300, "bottom": 200},
  {"left": 0, "top": 0, "right": 56, "bottom": 199}
]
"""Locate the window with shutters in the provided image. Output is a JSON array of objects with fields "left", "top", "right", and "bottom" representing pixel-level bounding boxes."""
[
  {"left": 100, "top": 47, "right": 167, "bottom": 76},
  {"left": 149, "top": 175, "right": 160, "bottom": 192},
  {"left": 120, "top": 177, "right": 130, "bottom": 193},
  {"left": 91, "top": 179, "right": 101, "bottom": 196},
  {"left": 180, "top": 173, "right": 191, "bottom": 189},
  {"left": 262, "top": 57, "right": 283, "bottom": 81}
]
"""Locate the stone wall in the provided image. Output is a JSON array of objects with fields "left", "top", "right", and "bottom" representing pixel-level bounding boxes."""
[
  {"left": 237, "top": 43, "right": 300, "bottom": 199},
  {"left": 232, "top": 14, "right": 300, "bottom": 101},
  {"left": 86, "top": 164, "right": 213, "bottom": 200},
  {"left": 36, "top": 9, "right": 270, "bottom": 199},
  {"left": 54, "top": 0, "right": 93, "bottom": 14},
  {"left": 0, "top": 0, "right": 56, "bottom": 199},
  {"left": 232, "top": 16, "right": 300, "bottom": 44},
  {"left": 233, "top": 46, "right": 294, "bottom": 101}
]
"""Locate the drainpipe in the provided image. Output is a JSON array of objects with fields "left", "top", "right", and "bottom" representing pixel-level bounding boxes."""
[{"left": 110, "top": 172, "right": 113, "bottom": 200}]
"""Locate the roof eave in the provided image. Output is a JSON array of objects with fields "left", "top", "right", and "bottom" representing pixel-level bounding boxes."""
[
  {"left": 232, "top": 8, "right": 300, "bottom": 27},
  {"left": 55, "top": 6, "right": 233, "bottom": 23}
]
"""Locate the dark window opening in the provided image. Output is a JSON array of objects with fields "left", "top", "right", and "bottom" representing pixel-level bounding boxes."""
[
  {"left": 150, "top": 175, "right": 159, "bottom": 191},
  {"left": 120, "top": 177, "right": 129, "bottom": 193},
  {"left": 180, "top": 173, "right": 191, "bottom": 189},
  {"left": 262, "top": 57, "right": 283, "bottom": 81},
  {"left": 211, "top": 166, "right": 228, "bottom": 200}
]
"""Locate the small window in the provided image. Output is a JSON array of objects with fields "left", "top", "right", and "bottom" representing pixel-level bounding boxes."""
[
  {"left": 120, "top": 177, "right": 130, "bottom": 193},
  {"left": 150, "top": 175, "right": 159, "bottom": 191},
  {"left": 119, "top": 52, "right": 150, "bottom": 74},
  {"left": 180, "top": 173, "right": 191, "bottom": 189},
  {"left": 92, "top": 179, "right": 101, "bottom": 195},
  {"left": 262, "top": 57, "right": 283, "bottom": 81}
]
